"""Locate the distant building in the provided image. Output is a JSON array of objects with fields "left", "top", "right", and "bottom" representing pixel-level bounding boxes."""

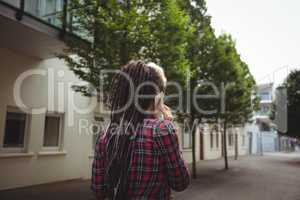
[
  {"left": 245, "top": 83, "right": 279, "bottom": 154},
  {"left": 273, "top": 86, "right": 295, "bottom": 152}
]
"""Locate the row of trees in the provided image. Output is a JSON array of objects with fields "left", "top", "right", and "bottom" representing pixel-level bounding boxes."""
[{"left": 59, "top": 0, "right": 257, "bottom": 176}]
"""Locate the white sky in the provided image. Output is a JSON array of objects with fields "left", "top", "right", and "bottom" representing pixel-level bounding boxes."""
[{"left": 206, "top": 0, "right": 300, "bottom": 86}]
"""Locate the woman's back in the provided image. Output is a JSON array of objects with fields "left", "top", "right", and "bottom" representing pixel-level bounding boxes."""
[
  {"left": 91, "top": 60, "right": 190, "bottom": 199},
  {"left": 92, "top": 118, "right": 190, "bottom": 200}
]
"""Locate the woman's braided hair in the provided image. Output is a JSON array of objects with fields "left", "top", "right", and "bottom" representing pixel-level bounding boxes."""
[{"left": 105, "top": 60, "right": 166, "bottom": 199}]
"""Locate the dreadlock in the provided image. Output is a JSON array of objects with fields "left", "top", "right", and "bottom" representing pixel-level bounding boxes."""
[{"left": 105, "top": 60, "right": 166, "bottom": 200}]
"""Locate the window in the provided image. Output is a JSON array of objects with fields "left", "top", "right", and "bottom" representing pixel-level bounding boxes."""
[
  {"left": 228, "top": 133, "right": 234, "bottom": 146},
  {"left": 242, "top": 135, "right": 246, "bottom": 146},
  {"left": 43, "top": 113, "right": 64, "bottom": 149},
  {"left": 2, "top": 106, "right": 30, "bottom": 152},
  {"left": 2, "top": 0, "right": 20, "bottom": 8},
  {"left": 24, "top": 0, "right": 64, "bottom": 27},
  {"left": 210, "top": 132, "right": 214, "bottom": 149},
  {"left": 24, "top": 0, "right": 41, "bottom": 16},
  {"left": 259, "top": 92, "right": 271, "bottom": 101},
  {"left": 216, "top": 133, "right": 219, "bottom": 148},
  {"left": 260, "top": 105, "right": 270, "bottom": 115},
  {"left": 260, "top": 122, "right": 271, "bottom": 132},
  {"left": 182, "top": 124, "right": 192, "bottom": 149}
]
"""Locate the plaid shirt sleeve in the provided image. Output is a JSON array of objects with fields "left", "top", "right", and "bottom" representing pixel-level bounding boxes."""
[
  {"left": 91, "top": 134, "right": 108, "bottom": 199},
  {"left": 154, "top": 120, "right": 190, "bottom": 192}
]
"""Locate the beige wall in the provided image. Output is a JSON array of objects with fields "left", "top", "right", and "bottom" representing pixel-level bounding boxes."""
[
  {"left": 237, "top": 127, "right": 249, "bottom": 156},
  {"left": 226, "top": 127, "right": 249, "bottom": 157},
  {"left": 201, "top": 124, "right": 249, "bottom": 160},
  {"left": 176, "top": 121, "right": 249, "bottom": 163},
  {"left": 202, "top": 124, "right": 222, "bottom": 160},
  {"left": 177, "top": 124, "right": 200, "bottom": 164},
  {"left": 0, "top": 48, "right": 94, "bottom": 190}
]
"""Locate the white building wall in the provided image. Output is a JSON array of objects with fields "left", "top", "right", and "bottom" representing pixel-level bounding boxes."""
[
  {"left": 262, "top": 131, "right": 278, "bottom": 152},
  {"left": 0, "top": 48, "right": 95, "bottom": 190},
  {"left": 237, "top": 127, "right": 249, "bottom": 156},
  {"left": 176, "top": 122, "right": 200, "bottom": 164},
  {"left": 200, "top": 124, "right": 248, "bottom": 160},
  {"left": 202, "top": 124, "right": 222, "bottom": 160},
  {"left": 245, "top": 123, "right": 260, "bottom": 155}
]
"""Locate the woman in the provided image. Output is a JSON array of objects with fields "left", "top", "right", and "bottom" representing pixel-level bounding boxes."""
[{"left": 91, "top": 60, "right": 190, "bottom": 200}]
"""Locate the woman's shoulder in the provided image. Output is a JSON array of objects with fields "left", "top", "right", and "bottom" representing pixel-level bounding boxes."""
[
  {"left": 144, "top": 118, "right": 177, "bottom": 136},
  {"left": 144, "top": 118, "right": 174, "bottom": 126}
]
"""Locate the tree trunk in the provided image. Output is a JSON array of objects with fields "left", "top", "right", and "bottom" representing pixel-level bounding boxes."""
[
  {"left": 223, "top": 119, "right": 229, "bottom": 170},
  {"left": 200, "top": 128, "right": 204, "bottom": 160}
]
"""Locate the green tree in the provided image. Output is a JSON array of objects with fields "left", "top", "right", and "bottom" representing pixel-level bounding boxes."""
[
  {"left": 199, "top": 34, "right": 256, "bottom": 170},
  {"left": 217, "top": 35, "right": 256, "bottom": 169},
  {"left": 59, "top": 0, "right": 191, "bottom": 99},
  {"left": 280, "top": 70, "right": 300, "bottom": 139},
  {"left": 176, "top": 0, "right": 216, "bottom": 178}
]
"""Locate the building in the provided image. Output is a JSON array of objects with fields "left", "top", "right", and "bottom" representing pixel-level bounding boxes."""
[
  {"left": 177, "top": 121, "right": 249, "bottom": 163},
  {"left": 245, "top": 83, "right": 279, "bottom": 154},
  {"left": 0, "top": 0, "right": 98, "bottom": 190}
]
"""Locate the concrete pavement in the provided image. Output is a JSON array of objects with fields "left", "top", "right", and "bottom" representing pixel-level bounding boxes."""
[
  {"left": 176, "top": 153, "right": 300, "bottom": 200},
  {"left": 1, "top": 153, "right": 300, "bottom": 200}
]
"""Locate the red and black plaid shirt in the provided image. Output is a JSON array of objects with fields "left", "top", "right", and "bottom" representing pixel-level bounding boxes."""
[{"left": 91, "top": 118, "right": 190, "bottom": 200}]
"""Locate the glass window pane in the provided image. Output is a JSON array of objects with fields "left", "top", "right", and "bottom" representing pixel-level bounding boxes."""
[
  {"left": 1, "top": 0, "right": 21, "bottom": 8},
  {"left": 259, "top": 92, "right": 271, "bottom": 101},
  {"left": 44, "top": 116, "right": 60, "bottom": 147},
  {"left": 24, "top": 0, "right": 40, "bottom": 16},
  {"left": 4, "top": 112, "right": 27, "bottom": 148},
  {"left": 24, "top": 0, "right": 64, "bottom": 27}
]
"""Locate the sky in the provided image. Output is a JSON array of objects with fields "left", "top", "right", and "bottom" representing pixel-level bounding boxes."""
[{"left": 206, "top": 0, "right": 300, "bottom": 86}]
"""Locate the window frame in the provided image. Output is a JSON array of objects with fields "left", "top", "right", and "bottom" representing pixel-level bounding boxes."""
[
  {"left": 181, "top": 124, "right": 192, "bottom": 150},
  {"left": 210, "top": 131, "right": 214, "bottom": 149},
  {"left": 216, "top": 132, "right": 219, "bottom": 148},
  {"left": 0, "top": 106, "right": 31, "bottom": 153},
  {"left": 228, "top": 132, "right": 234, "bottom": 147},
  {"left": 42, "top": 111, "right": 64, "bottom": 152},
  {"left": 242, "top": 135, "right": 246, "bottom": 146}
]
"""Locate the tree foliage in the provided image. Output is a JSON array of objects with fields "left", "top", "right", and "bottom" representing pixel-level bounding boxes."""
[
  {"left": 59, "top": 0, "right": 257, "bottom": 174},
  {"left": 198, "top": 34, "right": 256, "bottom": 169},
  {"left": 178, "top": 0, "right": 256, "bottom": 172},
  {"left": 281, "top": 70, "right": 300, "bottom": 138},
  {"left": 59, "top": 0, "right": 192, "bottom": 99}
]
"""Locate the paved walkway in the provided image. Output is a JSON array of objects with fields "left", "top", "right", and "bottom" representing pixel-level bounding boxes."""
[
  {"left": 176, "top": 153, "right": 300, "bottom": 200},
  {"left": 1, "top": 153, "right": 300, "bottom": 200}
]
